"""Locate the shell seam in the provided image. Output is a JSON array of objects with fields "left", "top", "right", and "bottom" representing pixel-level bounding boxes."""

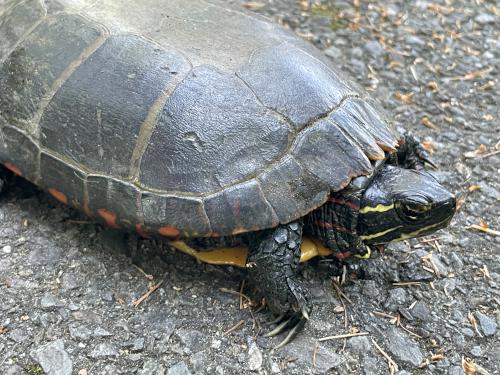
[
  {"left": 0, "top": 0, "right": 47, "bottom": 64},
  {"left": 127, "top": 62, "right": 194, "bottom": 182},
  {"left": 33, "top": 16, "right": 110, "bottom": 141}
]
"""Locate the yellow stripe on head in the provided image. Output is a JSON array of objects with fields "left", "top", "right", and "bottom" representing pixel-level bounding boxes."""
[
  {"left": 359, "top": 203, "right": 394, "bottom": 214},
  {"left": 389, "top": 219, "right": 451, "bottom": 243},
  {"left": 359, "top": 225, "right": 402, "bottom": 241}
]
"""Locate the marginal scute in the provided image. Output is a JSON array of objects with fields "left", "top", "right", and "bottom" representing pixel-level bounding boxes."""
[
  {"left": 341, "top": 98, "right": 398, "bottom": 152},
  {"left": 238, "top": 42, "right": 355, "bottom": 129},
  {"left": 87, "top": 176, "right": 140, "bottom": 228},
  {"left": 41, "top": 34, "right": 188, "bottom": 178},
  {"left": 258, "top": 156, "right": 329, "bottom": 224},
  {"left": 139, "top": 65, "right": 290, "bottom": 194},
  {"left": 40, "top": 152, "right": 85, "bottom": 208},
  {"left": 292, "top": 119, "right": 372, "bottom": 191},
  {"left": 204, "top": 180, "right": 279, "bottom": 236},
  {"left": 0, "top": 0, "right": 46, "bottom": 61},
  {"left": 0, "top": 126, "right": 39, "bottom": 183},
  {"left": 328, "top": 100, "right": 385, "bottom": 160},
  {"left": 0, "top": 13, "right": 103, "bottom": 137},
  {"left": 141, "top": 193, "right": 210, "bottom": 237}
]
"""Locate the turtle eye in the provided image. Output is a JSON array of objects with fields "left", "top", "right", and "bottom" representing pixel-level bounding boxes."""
[
  {"left": 399, "top": 203, "right": 431, "bottom": 221},
  {"left": 403, "top": 204, "right": 428, "bottom": 214}
]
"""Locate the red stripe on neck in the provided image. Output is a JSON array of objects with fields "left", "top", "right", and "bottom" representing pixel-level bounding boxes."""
[
  {"left": 314, "top": 220, "right": 350, "bottom": 233},
  {"left": 327, "top": 196, "right": 360, "bottom": 210}
]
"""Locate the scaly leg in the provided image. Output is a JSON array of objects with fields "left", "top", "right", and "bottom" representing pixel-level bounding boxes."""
[
  {"left": 247, "top": 221, "right": 311, "bottom": 349},
  {"left": 393, "top": 132, "right": 436, "bottom": 170}
]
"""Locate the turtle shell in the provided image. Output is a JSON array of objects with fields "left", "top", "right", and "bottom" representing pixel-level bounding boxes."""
[{"left": 0, "top": 0, "right": 399, "bottom": 237}]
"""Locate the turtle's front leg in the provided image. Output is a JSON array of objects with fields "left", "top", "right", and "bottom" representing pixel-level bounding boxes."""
[
  {"left": 247, "top": 220, "right": 311, "bottom": 349},
  {"left": 393, "top": 131, "right": 436, "bottom": 170}
]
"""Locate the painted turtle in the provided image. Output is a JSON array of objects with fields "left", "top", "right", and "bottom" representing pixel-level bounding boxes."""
[{"left": 0, "top": 0, "right": 456, "bottom": 346}]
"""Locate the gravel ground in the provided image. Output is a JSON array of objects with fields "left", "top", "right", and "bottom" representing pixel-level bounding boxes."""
[{"left": 1, "top": 0, "right": 499, "bottom": 374}]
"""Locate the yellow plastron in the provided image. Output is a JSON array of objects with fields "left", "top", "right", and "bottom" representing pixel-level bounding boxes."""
[{"left": 168, "top": 236, "right": 334, "bottom": 268}]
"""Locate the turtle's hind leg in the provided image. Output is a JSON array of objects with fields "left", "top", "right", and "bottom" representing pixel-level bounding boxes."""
[{"left": 247, "top": 220, "right": 311, "bottom": 349}]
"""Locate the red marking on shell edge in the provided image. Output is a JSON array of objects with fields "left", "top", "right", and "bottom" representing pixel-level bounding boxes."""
[
  {"left": 48, "top": 188, "right": 68, "bottom": 205},
  {"left": 4, "top": 163, "right": 22, "bottom": 176},
  {"left": 97, "top": 208, "right": 120, "bottom": 229},
  {"left": 333, "top": 251, "right": 352, "bottom": 260},
  {"left": 135, "top": 224, "right": 151, "bottom": 239},
  {"left": 328, "top": 196, "right": 360, "bottom": 210},
  {"left": 315, "top": 220, "right": 349, "bottom": 233},
  {"left": 158, "top": 226, "right": 180, "bottom": 238}
]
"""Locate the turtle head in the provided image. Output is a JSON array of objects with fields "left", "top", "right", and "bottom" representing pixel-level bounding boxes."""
[{"left": 357, "top": 165, "right": 456, "bottom": 245}]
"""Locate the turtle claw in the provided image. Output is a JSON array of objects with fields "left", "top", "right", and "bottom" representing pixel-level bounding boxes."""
[
  {"left": 273, "top": 318, "right": 307, "bottom": 350},
  {"left": 265, "top": 316, "right": 295, "bottom": 337},
  {"left": 267, "top": 310, "right": 309, "bottom": 351}
]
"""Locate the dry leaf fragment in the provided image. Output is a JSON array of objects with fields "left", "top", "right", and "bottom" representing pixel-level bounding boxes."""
[
  {"left": 431, "top": 352, "right": 445, "bottom": 362},
  {"left": 333, "top": 306, "right": 345, "bottom": 313},
  {"left": 451, "top": 67, "right": 493, "bottom": 81},
  {"left": 422, "top": 141, "right": 436, "bottom": 154},
  {"left": 479, "top": 219, "right": 489, "bottom": 230},
  {"left": 421, "top": 117, "right": 438, "bottom": 129},
  {"left": 388, "top": 60, "right": 402, "bottom": 69},
  {"left": 464, "top": 144, "right": 488, "bottom": 158},
  {"left": 479, "top": 81, "right": 495, "bottom": 91},
  {"left": 479, "top": 265, "right": 491, "bottom": 279},
  {"left": 462, "top": 357, "right": 476, "bottom": 375},
  {"left": 468, "top": 311, "right": 482, "bottom": 337},
  {"left": 427, "top": 3, "right": 455, "bottom": 14},
  {"left": 242, "top": 1, "right": 265, "bottom": 10},
  {"left": 298, "top": 0, "right": 309, "bottom": 11},
  {"left": 427, "top": 81, "right": 439, "bottom": 92},
  {"left": 394, "top": 91, "right": 414, "bottom": 104}
]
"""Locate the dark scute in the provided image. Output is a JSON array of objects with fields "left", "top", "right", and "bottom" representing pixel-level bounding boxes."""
[
  {"left": 292, "top": 119, "right": 372, "bottom": 191},
  {"left": 0, "top": 126, "right": 39, "bottom": 182},
  {"left": 141, "top": 193, "right": 210, "bottom": 237},
  {"left": 204, "top": 180, "right": 278, "bottom": 236},
  {"left": 40, "top": 34, "right": 188, "bottom": 178},
  {"left": 340, "top": 98, "right": 398, "bottom": 151},
  {"left": 0, "top": 0, "right": 45, "bottom": 61},
  {"left": 328, "top": 100, "right": 385, "bottom": 160},
  {"left": 0, "top": 14, "right": 102, "bottom": 132},
  {"left": 87, "top": 176, "right": 140, "bottom": 227},
  {"left": 258, "top": 156, "right": 329, "bottom": 224},
  {"left": 238, "top": 43, "right": 355, "bottom": 129},
  {"left": 139, "top": 65, "right": 290, "bottom": 193},
  {"left": 40, "top": 152, "right": 85, "bottom": 208}
]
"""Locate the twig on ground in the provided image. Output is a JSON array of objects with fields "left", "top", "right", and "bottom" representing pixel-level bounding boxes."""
[
  {"left": 318, "top": 332, "right": 368, "bottom": 342},
  {"left": 372, "top": 338, "right": 399, "bottom": 374},
  {"left": 223, "top": 320, "right": 244, "bottom": 336},
  {"left": 220, "top": 287, "right": 253, "bottom": 307},
  {"left": 468, "top": 225, "right": 500, "bottom": 237},
  {"left": 392, "top": 281, "right": 422, "bottom": 287},
  {"left": 132, "top": 280, "right": 163, "bottom": 307}
]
